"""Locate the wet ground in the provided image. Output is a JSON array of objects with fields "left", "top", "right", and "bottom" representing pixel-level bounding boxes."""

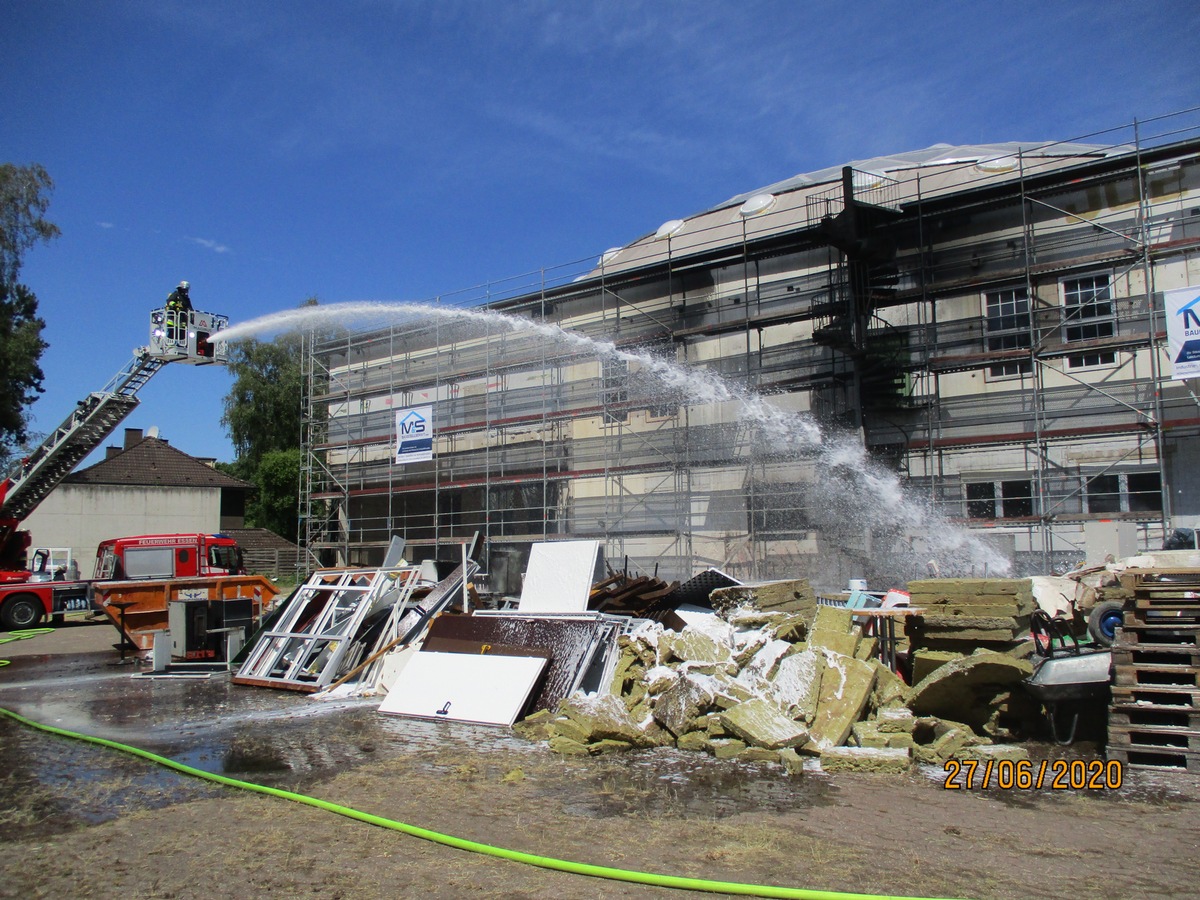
[{"left": 3, "top": 620, "right": 1200, "bottom": 899}]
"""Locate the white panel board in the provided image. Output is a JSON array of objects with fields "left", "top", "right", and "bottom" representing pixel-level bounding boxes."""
[
  {"left": 377, "top": 652, "right": 547, "bottom": 726},
  {"left": 672, "top": 604, "right": 718, "bottom": 629},
  {"left": 518, "top": 540, "right": 600, "bottom": 613}
]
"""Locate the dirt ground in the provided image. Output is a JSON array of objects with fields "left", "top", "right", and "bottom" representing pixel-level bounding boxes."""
[{"left": 2, "top": 620, "right": 1199, "bottom": 900}]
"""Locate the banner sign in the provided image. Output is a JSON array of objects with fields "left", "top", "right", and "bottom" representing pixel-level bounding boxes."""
[
  {"left": 1166, "top": 285, "right": 1200, "bottom": 379},
  {"left": 395, "top": 405, "right": 433, "bottom": 464}
]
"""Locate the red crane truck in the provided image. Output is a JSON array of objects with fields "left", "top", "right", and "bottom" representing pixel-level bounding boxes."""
[{"left": 0, "top": 304, "right": 231, "bottom": 630}]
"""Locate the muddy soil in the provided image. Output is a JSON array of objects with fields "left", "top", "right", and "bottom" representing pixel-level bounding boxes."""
[{"left": 2, "top": 620, "right": 1198, "bottom": 899}]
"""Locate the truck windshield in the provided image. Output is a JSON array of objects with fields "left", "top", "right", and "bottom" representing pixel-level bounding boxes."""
[{"left": 209, "top": 544, "right": 242, "bottom": 573}]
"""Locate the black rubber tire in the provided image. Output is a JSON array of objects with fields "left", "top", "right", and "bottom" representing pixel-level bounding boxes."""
[
  {"left": 1, "top": 594, "right": 44, "bottom": 630},
  {"left": 1086, "top": 599, "right": 1126, "bottom": 647}
]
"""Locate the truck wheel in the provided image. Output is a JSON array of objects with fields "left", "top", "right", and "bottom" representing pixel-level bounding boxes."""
[
  {"left": 1087, "top": 599, "right": 1125, "bottom": 647},
  {"left": 1, "top": 594, "right": 44, "bottom": 630}
]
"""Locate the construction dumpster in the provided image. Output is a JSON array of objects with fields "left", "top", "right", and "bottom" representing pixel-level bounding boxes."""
[{"left": 96, "top": 575, "right": 279, "bottom": 654}]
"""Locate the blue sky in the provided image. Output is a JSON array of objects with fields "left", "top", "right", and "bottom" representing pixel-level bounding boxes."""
[{"left": 3, "top": 0, "right": 1197, "bottom": 465}]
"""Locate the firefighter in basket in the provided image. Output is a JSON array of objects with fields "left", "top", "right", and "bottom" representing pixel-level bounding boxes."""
[{"left": 165, "top": 280, "right": 193, "bottom": 312}]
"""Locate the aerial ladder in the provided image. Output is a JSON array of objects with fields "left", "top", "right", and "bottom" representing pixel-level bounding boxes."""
[{"left": 0, "top": 306, "right": 229, "bottom": 570}]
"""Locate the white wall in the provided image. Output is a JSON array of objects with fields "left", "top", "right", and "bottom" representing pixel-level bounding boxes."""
[{"left": 21, "top": 484, "right": 222, "bottom": 575}]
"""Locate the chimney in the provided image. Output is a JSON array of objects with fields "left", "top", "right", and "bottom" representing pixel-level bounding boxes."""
[
  {"left": 124, "top": 428, "right": 143, "bottom": 449},
  {"left": 105, "top": 446, "right": 121, "bottom": 460}
]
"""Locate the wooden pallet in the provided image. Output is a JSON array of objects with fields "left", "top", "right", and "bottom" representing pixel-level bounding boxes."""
[
  {"left": 1110, "top": 684, "right": 1200, "bottom": 710},
  {"left": 1126, "top": 608, "right": 1200, "bottom": 627},
  {"left": 1109, "top": 703, "right": 1200, "bottom": 731},
  {"left": 1119, "top": 568, "right": 1200, "bottom": 595},
  {"left": 1107, "top": 569, "right": 1200, "bottom": 774},
  {"left": 1112, "top": 645, "right": 1200, "bottom": 668},
  {"left": 1117, "top": 569, "right": 1200, "bottom": 626},
  {"left": 1113, "top": 663, "right": 1200, "bottom": 689},
  {"left": 1113, "top": 622, "right": 1200, "bottom": 649},
  {"left": 1107, "top": 746, "right": 1200, "bottom": 774},
  {"left": 1108, "top": 724, "right": 1200, "bottom": 753}
]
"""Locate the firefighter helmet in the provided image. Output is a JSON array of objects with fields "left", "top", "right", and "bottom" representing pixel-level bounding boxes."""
[{"left": 178, "top": 280, "right": 189, "bottom": 290}]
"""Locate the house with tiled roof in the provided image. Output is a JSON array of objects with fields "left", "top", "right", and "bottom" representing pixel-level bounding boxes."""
[{"left": 21, "top": 428, "right": 252, "bottom": 573}]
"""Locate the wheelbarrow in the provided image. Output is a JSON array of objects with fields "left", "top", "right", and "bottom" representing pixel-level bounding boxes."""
[{"left": 1024, "top": 610, "right": 1112, "bottom": 745}]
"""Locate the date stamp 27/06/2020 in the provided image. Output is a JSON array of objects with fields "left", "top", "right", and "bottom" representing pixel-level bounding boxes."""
[{"left": 943, "top": 758, "right": 1123, "bottom": 790}]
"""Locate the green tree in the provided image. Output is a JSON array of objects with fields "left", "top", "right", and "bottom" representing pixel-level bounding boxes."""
[
  {"left": 0, "top": 164, "right": 59, "bottom": 465},
  {"left": 220, "top": 297, "right": 317, "bottom": 539},
  {"left": 248, "top": 448, "right": 302, "bottom": 539}
]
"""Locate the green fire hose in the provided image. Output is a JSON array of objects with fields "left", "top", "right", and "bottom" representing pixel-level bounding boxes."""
[{"left": 0, "top": 627, "right": 56, "bottom": 665}]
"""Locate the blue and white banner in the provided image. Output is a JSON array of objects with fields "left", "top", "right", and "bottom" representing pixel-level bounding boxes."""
[
  {"left": 395, "top": 405, "right": 433, "bottom": 464},
  {"left": 1166, "top": 285, "right": 1200, "bottom": 380}
]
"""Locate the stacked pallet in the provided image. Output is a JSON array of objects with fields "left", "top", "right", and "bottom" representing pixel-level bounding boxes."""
[{"left": 1107, "top": 568, "right": 1200, "bottom": 773}]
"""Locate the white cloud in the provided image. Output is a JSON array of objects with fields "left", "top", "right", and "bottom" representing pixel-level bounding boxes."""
[{"left": 189, "top": 237, "right": 232, "bottom": 254}]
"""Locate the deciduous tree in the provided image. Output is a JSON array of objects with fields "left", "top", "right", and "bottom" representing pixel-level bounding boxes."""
[
  {"left": 0, "top": 164, "right": 59, "bottom": 466},
  {"left": 220, "top": 297, "right": 317, "bottom": 538}
]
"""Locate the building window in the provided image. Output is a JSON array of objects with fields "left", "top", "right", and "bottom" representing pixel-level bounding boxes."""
[
  {"left": 984, "top": 287, "right": 1031, "bottom": 377},
  {"left": 1127, "top": 472, "right": 1163, "bottom": 513},
  {"left": 1085, "top": 471, "right": 1163, "bottom": 515},
  {"left": 1062, "top": 274, "right": 1116, "bottom": 368},
  {"left": 601, "top": 358, "right": 628, "bottom": 423},
  {"left": 1086, "top": 474, "right": 1122, "bottom": 514},
  {"left": 966, "top": 482, "right": 996, "bottom": 519},
  {"left": 1001, "top": 480, "right": 1033, "bottom": 518},
  {"left": 965, "top": 479, "right": 1034, "bottom": 519}
]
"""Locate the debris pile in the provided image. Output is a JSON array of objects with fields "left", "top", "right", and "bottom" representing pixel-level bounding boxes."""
[
  {"left": 516, "top": 594, "right": 1033, "bottom": 772},
  {"left": 904, "top": 578, "right": 1040, "bottom": 738}
]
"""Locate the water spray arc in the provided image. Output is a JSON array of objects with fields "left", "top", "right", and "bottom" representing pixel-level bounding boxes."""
[{"left": 218, "top": 301, "right": 1010, "bottom": 580}]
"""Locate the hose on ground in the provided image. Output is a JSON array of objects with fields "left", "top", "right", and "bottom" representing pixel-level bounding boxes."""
[
  {"left": 0, "top": 627, "right": 56, "bottom": 665},
  {"left": 0, "top": 629, "right": 962, "bottom": 900}
]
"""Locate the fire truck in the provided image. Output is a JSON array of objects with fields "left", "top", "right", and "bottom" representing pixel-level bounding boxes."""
[{"left": 0, "top": 305, "right": 231, "bottom": 630}]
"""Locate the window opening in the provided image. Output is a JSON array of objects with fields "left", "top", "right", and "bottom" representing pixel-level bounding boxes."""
[
  {"left": 1000, "top": 480, "right": 1033, "bottom": 518},
  {"left": 966, "top": 482, "right": 996, "bottom": 519},
  {"left": 1063, "top": 274, "right": 1116, "bottom": 368},
  {"left": 984, "top": 288, "right": 1031, "bottom": 377},
  {"left": 1085, "top": 474, "right": 1121, "bottom": 514}
]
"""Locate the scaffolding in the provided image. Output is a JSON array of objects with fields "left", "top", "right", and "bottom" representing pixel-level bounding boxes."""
[{"left": 301, "top": 109, "right": 1200, "bottom": 587}]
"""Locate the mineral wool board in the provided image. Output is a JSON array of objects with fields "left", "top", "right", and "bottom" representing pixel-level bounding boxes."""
[
  {"left": 518, "top": 540, "right": 601, "bottom": 613},
  {"left": 377, "top": 651, "right": 548, "bottom": 726}
]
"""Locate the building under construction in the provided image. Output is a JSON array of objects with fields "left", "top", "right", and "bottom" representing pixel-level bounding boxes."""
[{"left": 301, "top": 110, "right": 1200, "bottom": 591}]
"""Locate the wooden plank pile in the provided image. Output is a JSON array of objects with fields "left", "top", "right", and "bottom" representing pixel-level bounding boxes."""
[
  {"left": 1107, "top": 567, "right": 1200, "bottom": 773},
  {"left": 588, "top": 572, "right": 681, "bottom": 621}
]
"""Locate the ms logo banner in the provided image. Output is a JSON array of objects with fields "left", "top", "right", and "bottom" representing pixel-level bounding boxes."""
[
  {"left": 1166, "top": 285, "right": 1200, "bottom": 379},
  {"left": 395, "top": 405, "right": 433, "bottom": 464}
]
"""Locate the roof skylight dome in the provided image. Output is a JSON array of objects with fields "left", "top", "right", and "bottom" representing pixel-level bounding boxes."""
[
  {"left": 598, "top": 247, "right": 622, "bottom": 266},
  {"left": 654, "top": 219, "right": 685, "bottom": 241},
  {"left": 976, "top": 156, "right": 1019, "bottom": 174},
  {"left": 738, "top": 192, "right": 777, "bottom": 218}
]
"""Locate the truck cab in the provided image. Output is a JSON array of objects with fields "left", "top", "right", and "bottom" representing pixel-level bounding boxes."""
[
  {"left": 26, "top": 547, "right": 77, "bottom": 583},
  {"left": 94, "top": 533, "right": 245, "bottom": 581}
]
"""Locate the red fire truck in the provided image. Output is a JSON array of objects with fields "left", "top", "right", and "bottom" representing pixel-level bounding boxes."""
[{"left": 0, "top": 532, "right": 248, "bottom": 630}]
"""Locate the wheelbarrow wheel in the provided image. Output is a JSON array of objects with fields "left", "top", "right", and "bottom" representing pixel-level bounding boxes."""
[{"left": 1087, "top": 600, "right": 1125, "bottom": 647}]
